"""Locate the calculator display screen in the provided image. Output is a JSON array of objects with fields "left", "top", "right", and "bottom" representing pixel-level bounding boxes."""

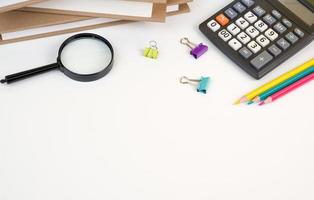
[{"left": 279, "top": 0, "right": 314, "bottom": 26}]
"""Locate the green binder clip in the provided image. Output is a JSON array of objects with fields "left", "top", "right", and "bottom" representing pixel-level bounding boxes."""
[
  {"left": 180, "top": 76, "right": 210, "bottom": 94},
  {"left": 144, "top": 40, "right": 159, "bottom": 59}
]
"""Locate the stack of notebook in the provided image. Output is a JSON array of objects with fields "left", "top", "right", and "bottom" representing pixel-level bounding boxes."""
[{"left": 0, "top": 0, "right": 192, "bottom": 45}]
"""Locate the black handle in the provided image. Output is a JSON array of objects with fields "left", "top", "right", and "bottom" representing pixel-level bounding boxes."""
[{"left": 1, "top": 63, "right": 59, "bottom": 84}]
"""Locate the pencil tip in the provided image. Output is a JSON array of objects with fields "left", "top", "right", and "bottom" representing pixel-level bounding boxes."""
[
  {"left": 253, "top": 96, "right": 260, "bottom": 103},
  {"left": 0, "top": 79, "right": 6, "bottom": 84},
  {"left": 234, "top": 97, "right": 248, "bottom": 105},
  {"left": 259, "top": 102, "right": 265, "bottom": 106},
  {"left": 233, "top": 99, "right": 241, "bottom": 105},
  {"left": 247, "top": 101, "right": 254, "bottom": 105}
]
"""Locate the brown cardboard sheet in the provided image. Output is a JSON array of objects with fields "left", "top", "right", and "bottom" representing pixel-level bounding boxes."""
[
  {"left": 0, "top": 0, "right": 46, "bottom": 13},
  {"left": 22, "top": 0, "right": 168, "bottom": 22},
  {"left": 0, "top": 2, "right": 190, "bottom": 45}
]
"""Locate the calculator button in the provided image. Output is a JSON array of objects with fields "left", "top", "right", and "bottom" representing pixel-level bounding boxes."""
[
  {"left": 227, "top": 23, "right": 241, "bottom": 35},
  {"left": 237, "top": 32, "right": 251, "bottom": 44},
  {"left": 241, "top": 0, "right": 255, "bottom": 7},
  {"left": 254, "top": 20, "right": 268, "bottom": 32},
  {"left": 285, "top": 32, "right": 299, "bottom": 44},
  {"left": 236, "top": 17, "right": 250, "bottom": 29},
  {"left": 268, "top": 44, "right": 282, "bottom": 57},
  {"left": 265, "top": 28, "right": 278, "bottom": 41},
  {"left": 273, "top": 22, "right": 287, "bottom": 34},
  {"left": 207, "top": 20, "right": 221, "bottom": 32},
  {"left": 228, "top": 38, "right": 242, "bottom": 51},
  {"left": 246, "top": 26, "right": 260, "bottom": 38},
  {"left": 224, "top": 8, "right": 238, "bottom": 20},
  {"left": 282, "top": 18, "right": 292, "bottom": 28},
  {"left": 218, "top": 29, "right": 232, "bottom": 41},
  {"left": 233, "top": 2, "right": 247, "bottom": 13},
  {"left": 253, "top": 6, "right": 266, "bottom": 17},
  {"left": 294, "top": 28, "right": 304, "bottom": 38},
  {"left": 277, "top": 38, "right": 290, "bottom": 50},
  {"left": 256, "top": 34, "right": 270, "bottom": 47},
  {"left": 247, "top": 41, "right": 262, "bottom": 54},
  {"left": 250, "top": 51, "right": 273, "bottom": 70},
  {"left": 271, "top": 10, "right": 282, "bottom": 19},
  {"left": 216, "top": 14, "right": 230, "bottom": 26},
  {"left": 244, "top": 11, "right": 258, "bottom": 23},
  {"left": 263, "top": 14, "right": 276, "bottom": 26},
  {"left": 239, "top": 47, "right": 253, "bottom": 59}
]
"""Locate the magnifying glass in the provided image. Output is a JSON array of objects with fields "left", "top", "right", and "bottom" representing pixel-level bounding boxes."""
[{"left": 1, "top": 33, "right": 114, "bottom": 84}]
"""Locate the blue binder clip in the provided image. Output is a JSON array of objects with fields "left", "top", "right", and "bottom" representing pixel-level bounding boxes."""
[{"left": 180, "top": 76, "right": 210, "bottom": 94}]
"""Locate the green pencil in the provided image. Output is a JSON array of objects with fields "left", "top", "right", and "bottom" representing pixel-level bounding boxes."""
[{"left": 252, "top": 66, "right": 314, "bottom": 103}]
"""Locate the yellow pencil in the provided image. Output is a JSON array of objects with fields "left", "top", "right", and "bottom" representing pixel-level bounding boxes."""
[{"left": 234, "top": 58, "right": 314, "bottom": 104}]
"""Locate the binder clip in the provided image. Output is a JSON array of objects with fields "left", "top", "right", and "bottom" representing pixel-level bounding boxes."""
[
  {"left": 144, "top": 40, "right": 159, "bottom": 59},
  {"left": 180, "top": 37, "right": 208, "bottom": 59},
  {"left": 180, "top": 76, "right": 210, "bottom": 94}
]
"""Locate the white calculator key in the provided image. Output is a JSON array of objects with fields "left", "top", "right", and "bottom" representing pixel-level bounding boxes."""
[
  {"left": 227, "top": 23, "right": 241, "bottom": 36},
  {"left": 265, "top": 28, "right": 278, "bottom": 41},
  {"left": 247, "top": 41, "right": 262, "bottom": 54},
  {"left": 207, "top": 20, "right": 221, "bottom": 32},
  {"left": 256, "top": 34, "right": 270, "bottom": 47},
  {"left": 244, "top": 11, "right": 258, "bottom": 23},
  {"left": 254, "top": 20, "right": 268, "bottom": 32},
  {"left": 218, "top": 29, "right": 232, "bottom": 41},
  {"left": 236, "top": 17, "right": 250, "bottom": 29},
  {"left": 237, "top": 32, "right": 251, "bottom": 44},
  {"left": 228, "top": 38, "right": 242, "bottom": 51},
  {"left": 245, "top": 26, "right": 260, "bottom": 38}
]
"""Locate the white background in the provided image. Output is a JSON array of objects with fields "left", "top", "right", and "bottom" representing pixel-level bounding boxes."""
[{"left": 0, "top": 0, "right": 314, "bottom": 200}]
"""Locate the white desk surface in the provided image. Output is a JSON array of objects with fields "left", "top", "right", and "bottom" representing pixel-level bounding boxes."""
[{"left": 0, "top": 0, "right": 314, "bottom": 199}]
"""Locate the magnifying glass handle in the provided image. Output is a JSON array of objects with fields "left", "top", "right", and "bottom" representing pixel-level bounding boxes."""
[{"left": 1, "top": 63, "right": 59, "bottom": 84}]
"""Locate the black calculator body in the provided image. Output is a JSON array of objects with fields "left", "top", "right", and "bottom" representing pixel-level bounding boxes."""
[{"left": 199, "top": 0, "right": 314, "bottom": 79}]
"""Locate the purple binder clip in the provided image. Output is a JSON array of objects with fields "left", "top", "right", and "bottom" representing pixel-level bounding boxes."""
[{"left": 180, "top": 37, "right": 208, "bottom": 59}]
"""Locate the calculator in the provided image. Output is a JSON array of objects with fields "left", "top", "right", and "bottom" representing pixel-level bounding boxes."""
[{"left": 199, "top": 0, "right": 314, "bottom": 79}]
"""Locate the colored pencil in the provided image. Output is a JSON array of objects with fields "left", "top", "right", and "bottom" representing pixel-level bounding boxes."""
[
  {"left": 253, "top": 66, "right": 314, "bottom": 103},
  {"left": 234, "top": 58, "right": 314, "bottom": 104},
  {"left": 260, "top": 73, "right": 314, "bottom": 105}
]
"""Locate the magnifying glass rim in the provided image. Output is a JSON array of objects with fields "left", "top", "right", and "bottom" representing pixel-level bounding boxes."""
[{"left": 56, "top": 33, "right": 114, "bottom": 82}]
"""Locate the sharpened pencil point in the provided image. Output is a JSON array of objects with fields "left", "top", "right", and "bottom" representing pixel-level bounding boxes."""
[
  {"left": 247, "top": 101, "right": 254, "bottom": 105},
  {"left": 234, "top": 99, "right": 241, "bottom": 105},
  {"left": 0, "top": 79, "right": 6, "bottom": 84},
  {"left": 253, "top": 96, "right": 260, "bottom": 103},
  {"left": 234, "top": 96, "right": 248, "bottom": 105},
  {"left": 259, "top": 102, "right": 265, "bottom": 106}
]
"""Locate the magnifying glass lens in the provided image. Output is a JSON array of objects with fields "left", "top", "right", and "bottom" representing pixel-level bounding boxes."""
[{"left": 60, "top": 38, "right": 113, "bottom": 75}]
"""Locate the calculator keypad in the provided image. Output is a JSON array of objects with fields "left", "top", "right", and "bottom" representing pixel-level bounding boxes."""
[{"left": 202, "top": 0, "right": 306, "bottom": 73}]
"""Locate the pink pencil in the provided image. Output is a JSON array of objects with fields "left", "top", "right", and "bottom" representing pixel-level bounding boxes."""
[{"left": 260, "top": 73, "right": 314, "bottom": 105}]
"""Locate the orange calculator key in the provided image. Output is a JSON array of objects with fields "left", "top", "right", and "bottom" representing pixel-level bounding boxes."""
[{"left": 216, "top": 14, "right": 230, "bottom": 26}]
